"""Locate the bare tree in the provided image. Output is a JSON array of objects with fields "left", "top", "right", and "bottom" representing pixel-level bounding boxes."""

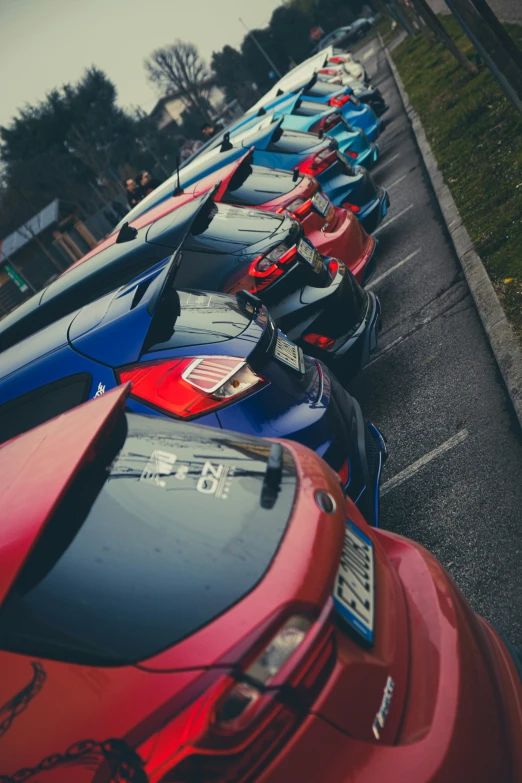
[{"left": 144, "top": 40, "right": 212, "bottom": 118}]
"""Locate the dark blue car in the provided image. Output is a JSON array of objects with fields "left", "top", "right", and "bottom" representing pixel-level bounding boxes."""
[
  {"left": 0, "top": 257, "right": 386, "bottom": 525},
  {"left": 123, "top": 119, "right": 389, "bottom": 234}
]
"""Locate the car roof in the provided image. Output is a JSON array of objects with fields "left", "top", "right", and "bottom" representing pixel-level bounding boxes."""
[{"left": 0, "top": 385, "right": 129, "bottom": 608}]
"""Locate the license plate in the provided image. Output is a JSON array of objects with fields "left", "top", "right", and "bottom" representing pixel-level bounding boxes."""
[
  {"left": 312, "top": 191, "right": 330, "bottom": 217},
  {"left": 274, "top": 332, "right": 304, "bottom": 373},
  {"left": 297, "top": 239, "right": 322, "bottom": 273},
  {"left": 333, "top": 520, "right": 375, "bottom": 644}
]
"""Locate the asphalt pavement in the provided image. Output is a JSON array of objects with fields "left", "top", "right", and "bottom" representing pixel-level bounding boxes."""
[{"left": 348, "top": 39, "right": 522, "bottom": 645}]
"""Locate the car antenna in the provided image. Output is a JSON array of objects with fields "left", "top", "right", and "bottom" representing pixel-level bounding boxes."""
[
  {"left": 173, "top": 156, "right": 184, "bottom": 196},
  {"left": 115, "top": 222, "right": 138, "bottom": 244},
  {"left": 318, "top": 129, "right": 324, "bottom": 139}
]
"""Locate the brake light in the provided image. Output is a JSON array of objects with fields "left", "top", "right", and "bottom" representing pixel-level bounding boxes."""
[
  {"left": 303, "top": 334, "right": 335, "bottom": 351},
  {"left": 328, "top": 259, "right": 339, "bottom": 278},
  {"left": 149, "top": 607, "right": 336, "bottom": 782},
  {"left": 344, "top": 149, "right": 358, "bottom": 159},
  {"left": 309, "top": 112, "right": 342, "bottom": 134},
  {"left": 338, "top": 458, "right": 350, "bottom": 487},
  {"left": 343, "top": 201, "right": 361, "bottom": 213},
  {"left": 328, "top": 94, "right": 351, "bottom": 108},
  {"left": 226, "top": 243, "right": 298, "bottom": 295},
  {"left": 298, "top": 147, "right": 337, "bottom": 177},
  {"left": 319, "top": 68, "right": 339, "bottom": 76},
  {"left": 329, "top": 55, "right": 348, "bottom": 64},
  {"left": 118, "top": 356, "right": 265, "bottom": 419}
]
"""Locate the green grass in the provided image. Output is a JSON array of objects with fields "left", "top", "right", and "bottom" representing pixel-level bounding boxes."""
[{"left": 392, "top": 17, "right": 522, "bottom": 336}]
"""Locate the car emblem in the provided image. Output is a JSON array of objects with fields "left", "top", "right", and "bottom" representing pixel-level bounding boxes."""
[
  {"left": 372, "top": 676, "right": 394, "bottom": 739},
  {"left": 94, "top": 382, "right": 106, "bottom": 397}
]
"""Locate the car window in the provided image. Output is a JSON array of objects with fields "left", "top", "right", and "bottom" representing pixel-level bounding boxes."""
[
  {"left": 267, "top": 128, "right": 317, "bottom": 154},
  {"left": 0, "top": 412, "right": 297, "bottom": 665},
  {"left": 0, "top": 374, "right": 92, "bottom": 443}
]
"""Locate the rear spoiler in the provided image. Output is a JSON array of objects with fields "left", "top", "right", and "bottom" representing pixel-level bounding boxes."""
[
  {"left": 0, "top": 384, "right": 130, "bottom": 607},
  {"left": 215, "top": 148, "right": 255, "bottom": 202},
  {"left": 267, "top": 116, "right": 286, "bottom": 147}
]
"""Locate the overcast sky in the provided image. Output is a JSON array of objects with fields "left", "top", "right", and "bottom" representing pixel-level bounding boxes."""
[{"left": 0, "top": 0, "right": 283, "bottom": 127}]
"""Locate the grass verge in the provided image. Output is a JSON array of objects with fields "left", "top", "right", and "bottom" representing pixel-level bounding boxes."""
[{"left": 391, "top": 17, "right": 522, "bottom": 337}]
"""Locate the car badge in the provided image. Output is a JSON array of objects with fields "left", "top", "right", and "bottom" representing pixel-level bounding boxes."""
[{"left": 372, "top": 676, "right": 394, "bottom": 739}]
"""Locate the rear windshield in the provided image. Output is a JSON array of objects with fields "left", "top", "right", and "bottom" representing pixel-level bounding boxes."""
[
  {"left": 0, "top": 413, "right": 296, "bottom": 665},
  {"left": 268, "top": 128, "right": 317, "bottom": 154},
  {"left": 294, "top": 100, "right": 326, "bottom": 117},
  {"left": 223, "top": 164, "right": 301, "bottom": 206},
  {"left": 305, "top": 82, "right": 337, "bottom": 98}
]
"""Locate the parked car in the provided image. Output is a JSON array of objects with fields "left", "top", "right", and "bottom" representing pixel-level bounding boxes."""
[
  {"left": 0, "top": 190, "right": 381, "bottom": 383},
  {"left": 1, "top": 386, "right": 520, "bottom": 782},
  {"left": 141, "top": 119, "right": 389, "bottom": 234},
  {"left": 312, "top": 19, "right": 374, "bottom": 55},
  {"left": 116, "top": 151, "right": 379, "bottom": 285}
]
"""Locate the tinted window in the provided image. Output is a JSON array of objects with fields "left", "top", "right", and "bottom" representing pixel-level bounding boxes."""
[
  {"left": 305, "top": 82, "right": 337, "bottom": 98},
  {"left": 268, "top": 128, "right": 318, "bottom": 154},
  {"left": 0, "top": 374, "right": 91, "bottom": 443},
  {"left": 224, "top": 164, "right": 301, "bottom": 206},
  {"left": 294, "top": 100, "right": 325, "bottom": 117},
  {"left": 0, "top": 413, "right": 296, "bottom": 665}
]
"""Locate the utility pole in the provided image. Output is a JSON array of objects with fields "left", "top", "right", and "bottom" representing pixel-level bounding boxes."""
[
  {"left": 385, "top": 0, "right": 417, "bottom": 36},
  {"left": 411, "top": 0, "right": 478, "bottom": 74},
  {"left": 239, "top": 17, "right": 283, "bottom": 79},
  {"left": 444, "top": 0, "right": 522, "bottom": 116}
]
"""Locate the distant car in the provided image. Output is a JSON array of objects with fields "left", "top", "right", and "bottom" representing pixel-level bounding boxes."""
[
  {"left": 114, "top": 151, "right": 380, "bottom": 286},
  {"left": 0, "top": 261, "right": 386, "bottom": 524},
  {"left": 0, "top": 191, "right": 382, "bottom": 383},
  {"left": 1, "top": 386, "right": 521, "bottom": 783},
  {"left": 312, "top": 19, "right": 374, "bottom": 54}
]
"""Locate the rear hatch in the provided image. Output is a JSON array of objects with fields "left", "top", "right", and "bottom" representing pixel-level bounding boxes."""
[{"left": 0, "top": 387, "right": 298, "bottom": 667}]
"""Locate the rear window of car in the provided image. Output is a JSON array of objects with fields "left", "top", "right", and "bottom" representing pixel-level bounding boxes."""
[
  {"left": 0, "top": 374, "right": 91, "bottom": 444},
  {"left": 305, "top": 82, "right": 337, "bottom": 98},
  {"left": 294, "top": 100, "right": 326, "bottom": 117},
  {"left": 0, "top": 413, "right": 296, "bottom": 666},
  {"left": 267, "top": 128, "right": 317, "bottom": 154},
  {"left": 223, "top": 164, "right": 301, "bottom": 206}
]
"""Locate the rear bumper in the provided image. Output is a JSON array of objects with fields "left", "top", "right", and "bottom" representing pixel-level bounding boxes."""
[{"left": 358, "top": 187, "right": 389, "bottom": 234}]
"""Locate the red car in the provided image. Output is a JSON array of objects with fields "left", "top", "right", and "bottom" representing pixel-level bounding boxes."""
[
  {"left": 74, "top": 149, "right": 376, "bottom": 286},
  {"left": 1, "top": 387, "right": 521, "bottom": 782}
]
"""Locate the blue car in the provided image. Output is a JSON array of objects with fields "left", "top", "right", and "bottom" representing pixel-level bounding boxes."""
[
  {"left": 124, "top": 119, "right": 389, "bottom": 233},
  {"left": 296, "top": 80, "right": 383, "bottom": 142},
  {"left": 0, "top": 258, "right": 386, "bottom": 525}
]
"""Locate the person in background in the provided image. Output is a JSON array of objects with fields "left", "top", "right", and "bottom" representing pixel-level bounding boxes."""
[
  {"left": 200, "top": 121, "right": 223, "bottom": 139},
  {"left": 125, "top": 178, "right": 142, "bottom": 208},
  {"left": 138, "top": 170, "right": 161, "bottom": 196}
]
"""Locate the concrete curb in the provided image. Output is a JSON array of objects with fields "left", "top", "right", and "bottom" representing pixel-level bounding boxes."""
[{"left": 379, "top": 33, "right": 522, "bottom": 430}]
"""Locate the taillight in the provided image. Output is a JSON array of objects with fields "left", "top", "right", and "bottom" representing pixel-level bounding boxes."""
[
  {"left": 338, "top": 458, "right": 350, "bottom": 487},
  {"left": 277, "top": 197, "right": 313, "bottom": 220},
  {"left": 344, "top": 149, "right": 358, "bottom": 159},
  {"left": 298, "top": 147, "right": 337, "bottom": 177},
  {"left": 319, "top": 68, "right": 338, "bottom": 76},
  {"left": 226, "top": 243, "right": 298, "bottom": 295},
  {"left": 329, "top": 55, "right": 348, "bottom": 64},
  {"left": 343, "top": 201, "right": 361, "bottom": 213},
  {"left": 303, "top": 333, "right": 335, "bottom": 351},
  {"left": 328, "top": 94, "right": 351, "bottom": 108},
  {"left": 150, "top": 606, "right": 336, "bottom": 783},
  {"left": 328, "top": 259, "right": 339, "bottom": 278},
  {"left": 309, "top": 112, "right": 342, "bottom": 134},
  {"left": 118, "top": 356, "right": 266, "bottom": 419}
]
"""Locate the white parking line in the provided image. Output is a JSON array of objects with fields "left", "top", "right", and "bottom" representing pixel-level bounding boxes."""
[
  {"left": 381, "top": 429, "right": 469, "bottom": 496},
  {"left": 374, "top": 204, "right": 414, "bottom": 235},
  {"left": 374, "top": 153, "right": 400, "bottom": 172},
  {"left": 387, "top": 174, "right": 407, "bottom": 190},
  {"left": 362, "top": 47, "right": 376, "bottom": 60},
  {"left": 368, "top": 249, "right": 420, "bottom": 288}
]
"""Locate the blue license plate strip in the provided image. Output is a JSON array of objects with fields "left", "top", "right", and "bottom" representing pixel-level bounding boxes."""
[{"left": 333, "top": 520, "right": 375, "bottom": 644}]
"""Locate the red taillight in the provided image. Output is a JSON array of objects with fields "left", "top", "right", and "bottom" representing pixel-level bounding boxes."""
[
  {"left": 329, "top": 55, "right": 347, "bottom": 64},
  {"left": 278, "top": 197, "right": 313, "bottom": 220},
  {"left": 118, "top": 356, "right": 265, "bottom": 419},
  {"left": 298, "top": 147, "right": 337, "bottom": 177},
  {"left": 338, "top": 458, "right": 350, "bottom": 487},
  {"left": 309, "top": 112, "right": 342, "bottom": 134},
  {"left": 344, "top": 149, "right": 358, "bottom": 159},
  {"left": 319, "top": 68, "right": 338, "bottom": 76},
  {"left": 226, "top": 243, "right": 298, "bottom": 295},
  {"left": 303, "top": 333, "right": 335, "bottom": 351},
  {"left": 343, "top": 201, "right": 361, "bottom": 213},
  {"left": 149, "top": 606, "right": 336, "bottom": 782},
  {"left": 328, "top": 94, "right": 351, "bottom": 108},
  {"left": 328, "top": 259, "right": 339, "bottom": 278}
]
